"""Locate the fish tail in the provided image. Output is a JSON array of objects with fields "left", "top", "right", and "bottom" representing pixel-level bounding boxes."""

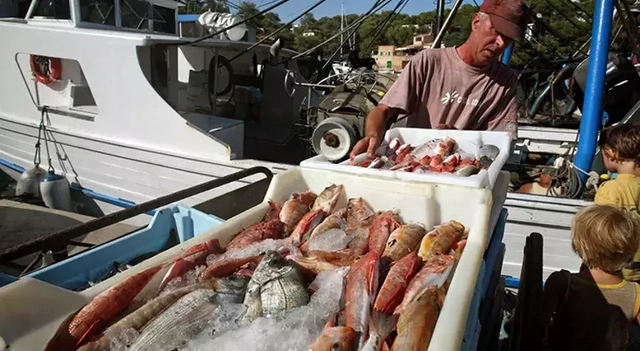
[{"left": 369, "top": 310, "right": 398, "bottom": 341}]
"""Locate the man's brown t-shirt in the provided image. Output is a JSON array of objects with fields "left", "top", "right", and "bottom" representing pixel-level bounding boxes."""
[{"left": 380, "top": 47, "right": 519, "bottom": 139}]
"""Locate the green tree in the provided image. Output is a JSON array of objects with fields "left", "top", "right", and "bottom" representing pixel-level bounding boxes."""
[
  {"left": 237, "top": 1, "right": 260, "bottom": 28},
  {"left": 301, "top": 13, "right": 317, "bottom": 28}
]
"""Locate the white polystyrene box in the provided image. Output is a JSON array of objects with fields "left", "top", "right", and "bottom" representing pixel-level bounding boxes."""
[
  {"left": 0, "top": 167, "right": 494, "bottom": 351},
  {"left": 300, "top": 128, "right": 512, "bottom": 190}
]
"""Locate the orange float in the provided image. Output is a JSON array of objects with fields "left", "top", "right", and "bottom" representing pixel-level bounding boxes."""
[{"left": 29, "top": 55, "right": 62, "bottom": 85}]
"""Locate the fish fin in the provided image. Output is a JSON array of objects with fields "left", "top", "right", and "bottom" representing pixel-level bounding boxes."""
[
  {"left": 158, "top": 258, "right": 193, "bottom": 292},
  {"left": 75, "top": 319, "right": 101, "bottom": 348},
  {"left": 369, "top": 310, "right": 398, "bottom": 340}
]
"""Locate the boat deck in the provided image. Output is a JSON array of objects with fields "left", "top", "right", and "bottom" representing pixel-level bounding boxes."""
[{"left": 0, "top": 200, "right": 138, "bottom": 275}]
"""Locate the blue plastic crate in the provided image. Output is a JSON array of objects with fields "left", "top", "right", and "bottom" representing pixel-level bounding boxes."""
[
  {"left": 481, "top": 209, "right": 508, "bottom": 299},
  {"left": 0, "top": 204, "right": 224, "bottom": 291},
  {"left": 462, "top": 261, "right": 486, "bottom": 351}
]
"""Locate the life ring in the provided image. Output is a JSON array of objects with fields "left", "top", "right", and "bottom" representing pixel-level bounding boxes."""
[{"left": 29, "top": 55, "right": 62, "bottom": 85}]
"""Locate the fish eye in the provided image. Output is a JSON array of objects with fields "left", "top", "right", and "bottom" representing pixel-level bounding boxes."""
[{"left": 331, "top": 342, "right": 342, "bottom": 350}]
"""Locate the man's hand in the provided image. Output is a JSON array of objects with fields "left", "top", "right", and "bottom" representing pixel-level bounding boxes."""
[
  {"left": 350, "top": 135, "right": 382, "bottom": 162},
  {"left": 434, "top": 124, "right": 456, "bottom": 130}
]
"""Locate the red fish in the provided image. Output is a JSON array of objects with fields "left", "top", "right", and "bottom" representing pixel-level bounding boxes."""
[
  {"left": 382, "top": 224, "right": 426, "bottom": 262},
  {"left": 395, "top": 255, "right": 454, "bottom": 315},
  {"left": 418, "top": 155, "right": 432, "bottom": 167},
  {"left": 391, "top": 287, "right": 443, "bottom": 351},
  {"left": 289, "top": 209, "right": 326, "bottom": 246},
  {"left": 225, "top": 219, "right": 283, "bottom": 251},
  {"left": 368, "top": 211, "right": 401, "bottom": 256},
  {"left": 417, "top": 220, "right": 465, "bottom": 260},
  {"left": 199, "top": 255, "right": 263, "bottom": 281},
  {"left": 434, "top": 137, "right": 456, "bottom": 157},
  {"left": 344, "top": 252, "right": 380, "bottom": 349},
  {"left": 279, "top": 197, "right": 312, "bottom": 236},
  {"left": 309, "top": 315, "right": 357, "bottom": 351},
  {"left": 395, "top": 144, "right": 415, "bottom": 164},
  {"left": 374, "top": 252, "right": 423, "bottom": 315},
  {"left": 306, "top": 250, "right": 359, "bottom": 267},
  {"left": 46, "top": 264, "right": 164, "bottom": 350},
  {"left": 263, "top": 200, "right": 282, "bottom": 222},
  {"left": 312, "top": 184, "right": 344, "bottom": 213},
  {"left": 159, "top": 238, "right": 225, "bottom": 291}
]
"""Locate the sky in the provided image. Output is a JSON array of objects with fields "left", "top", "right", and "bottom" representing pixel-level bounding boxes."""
[{"left": 238, "top": 0, "right": 479, "bottom": 22}]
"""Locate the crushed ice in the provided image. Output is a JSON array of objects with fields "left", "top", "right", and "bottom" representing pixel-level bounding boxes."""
[
  {"left": 109, "top": 328, "right": 139, "bottom": 351},
  {"left": 183, "top": 267, "right": 349, "bottom": 351},
  {"left": 206, "top": 239, "right": 301, "bottom": 265},
  {"left": 306, "top": 229, "right": 351, "bottom": 252},
  {"left": 161, "top": 265, "right": 207, "bottom": 294}
]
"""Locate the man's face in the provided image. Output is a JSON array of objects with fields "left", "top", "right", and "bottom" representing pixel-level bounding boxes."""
[{"left": 471, "top": 13, "right": 514, "bottom": 66}]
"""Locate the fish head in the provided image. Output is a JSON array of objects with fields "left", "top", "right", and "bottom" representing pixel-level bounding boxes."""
[
  {"left": 348, "top": 252, "right": 380, "bottom": 296},
  {"left": 293, "top": 190, "right": 319, "bottom": 207},
  {"left": 314, "top": 184, "right": 344, "bottom": 213},
  {"left": 309, "top": 326, "right": 357, "bottom": 351},
  {"left": 218, "top": 274, "right": 251, "bottom": 295},
  {"left": 252, "top": 250, "right": 294, "bottom": 284}
]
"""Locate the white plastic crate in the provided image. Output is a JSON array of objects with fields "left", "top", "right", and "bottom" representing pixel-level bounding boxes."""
[
  {"left": 300, "top": 128, "right": 512, "bottom": 190},
  {"left": 0, "top": 167, "right": 495, "bottom": 351}
]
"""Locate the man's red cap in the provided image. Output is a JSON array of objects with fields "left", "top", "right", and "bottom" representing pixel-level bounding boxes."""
[{"left": 479, "top": 0, "right": 531, "bottom": 43}]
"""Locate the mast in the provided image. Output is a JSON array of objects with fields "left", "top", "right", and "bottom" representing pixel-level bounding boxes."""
[{"left": 341, "top": 2, "right": 344, "bottom": 56}]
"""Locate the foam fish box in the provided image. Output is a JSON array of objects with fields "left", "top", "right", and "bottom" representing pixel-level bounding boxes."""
[
  {"left": 0, "top": 167, "right": 495, "bottom": 351},
  {"left": 300, "top": 128, "right": 512, "bottom": 189}
]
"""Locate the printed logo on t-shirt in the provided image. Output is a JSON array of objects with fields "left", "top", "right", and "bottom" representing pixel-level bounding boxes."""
[{"left": 441, "top": 90, "right": 479, "bottom": 106}]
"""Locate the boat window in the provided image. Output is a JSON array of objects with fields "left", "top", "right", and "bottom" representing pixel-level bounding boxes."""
[
  {"left": 79, "top": 0, "right": 116, "bottom": 25},
  {"left": 152, "top": 5, "right": 174, "bottom": 34},
  {"left": 31, "top": 0, "right": 71, "bottom": 19},
  {"left": 79, "top": 0, "right": 175, "bottom": 33}
]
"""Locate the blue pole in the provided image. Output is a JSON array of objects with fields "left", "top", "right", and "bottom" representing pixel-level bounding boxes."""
[
  {"left": 501, "top": 44, "right": 514, "bottom": 65},
  {"left": 573, "top": 0, "right": 614, "bottom": 183}
]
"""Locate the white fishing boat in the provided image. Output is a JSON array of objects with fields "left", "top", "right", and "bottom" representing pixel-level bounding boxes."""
[{"left": 0, "top": 0, "right": 315, "bottom": 225}]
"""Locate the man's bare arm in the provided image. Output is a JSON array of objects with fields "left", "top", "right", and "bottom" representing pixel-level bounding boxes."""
[
  {"left": 349, "top": 104, "right": 400, "bottom": 161},
  {"left": 365, "top": 104, "right": 400, "bottom": 139}
]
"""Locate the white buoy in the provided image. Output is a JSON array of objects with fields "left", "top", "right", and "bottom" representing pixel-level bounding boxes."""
[
  {"left": 15, "top": 166, "right": 46, "bottom": 198},
  {"left": 40, "top": 171, "right": 72, "bottom": 211}
]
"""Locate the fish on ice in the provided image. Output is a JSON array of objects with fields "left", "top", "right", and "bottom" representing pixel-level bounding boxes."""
[{"left": 243, "top": 250, "right": 310, "bottom": 321}]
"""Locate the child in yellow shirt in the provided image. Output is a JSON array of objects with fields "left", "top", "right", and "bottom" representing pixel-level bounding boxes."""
[
  {"left": 594, "top": 124, "right": 640, "bottom": 281},
  {"left": 542, "top": 205, "right": 640, "bottom": 350}
]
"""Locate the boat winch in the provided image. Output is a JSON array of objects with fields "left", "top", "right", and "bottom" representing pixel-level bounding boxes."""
[{"left": 310, "top": 117, "right": 357, "bottom": 162}]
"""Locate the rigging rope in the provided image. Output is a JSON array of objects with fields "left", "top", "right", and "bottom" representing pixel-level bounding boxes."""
[
  {"left": 34, "top": 107, "right": 54, "bottom": 173},
  {"left": 226, "top": 0, "right": 330, "bottom": 64},
  {"left": 320, "top": 0, "right": 389, "bottom": 69},
  {"left": 361, "top": 0, "right": 411, "bottom": 57},
  {"left": 170, "top": 0, "right": 294, "bottom": 46},
  {"left": 291, "top": 0, "right": 393, "bottom": 60}
]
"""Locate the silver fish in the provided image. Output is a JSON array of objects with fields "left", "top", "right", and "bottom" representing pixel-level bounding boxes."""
[
  {"left": 243, "top": 250, "right": 309, "bottom": 321},
  {"left": 455, "top": 165, "right": 480, "bottom": 177},
  {"left": 127, "top": 276, "right": 248, "bottom": 351},
  {"left": 477, "top": 144, "right": 499, "bottom": 160},
  {"left": 128, "top": 289, "right": 217, "bottom": 351}
]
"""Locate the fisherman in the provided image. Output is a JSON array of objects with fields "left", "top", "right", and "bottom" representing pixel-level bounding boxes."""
[{"left": 350, "top": 0, "right": 530, "bottom": 160}]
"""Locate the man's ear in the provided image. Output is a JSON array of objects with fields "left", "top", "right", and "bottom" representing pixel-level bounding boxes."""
[{"left": 471, "top": 13, "right": 482, "bottom": 32}]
